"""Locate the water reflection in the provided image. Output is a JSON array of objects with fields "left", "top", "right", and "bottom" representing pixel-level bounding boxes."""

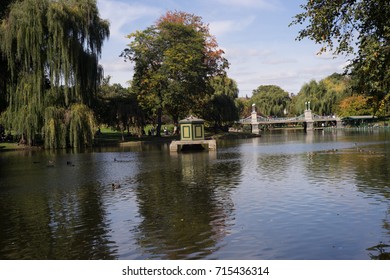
[
  {"left": 1, "top": 130, "right": 390, "bottom": 259},
  {"left": 367, "top": 242, "right": 390, "bottom": 260},
  {"left": 232, "top": 130, "right": 390, "bottom": 259},
  {"left": 132, "top": 151, "right": 241, "bottom": 259},
  {"left": 300, "top": 135, "right": 390, "bottom": 259},
  {"left": 0, "top": 181, "right": 116, "bottom": 259}
]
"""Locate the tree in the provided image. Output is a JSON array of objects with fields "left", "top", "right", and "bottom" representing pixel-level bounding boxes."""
[
  {"left": 236, "top": 97, "right": 252, "bottom": 119},
  {"left": 377, "top": 93, "right": 390, "bottom": 118},
  {"left": 95, "top": 77, "right": 145, "bottom": 139},
  {"left": 251, "top": 85, "right": 290, "bottom": 117},
  {"left": 122, "top": 11, "right": 228, "bottom": 136},
  {"left": 290, "top": 80, "right": 323, "bottom": 116},
  {"left": 337, "top": 95, "right": 372, "bottom": 117},
  {"left": 0, "top": 0, "right": 109, "bottom": 147},
  {"left": 290, "top": 73, "right": 352, "bottom": 116},
  {"left": 320, "top": 73, "right": 352, "bottom": 114},
  {"left": 203, "top": 75, "right": 239, "bottom": 130},
  {"left": 210, "top": 75, "right": 239, "bottom": 99},
  {"left": 291, "top": 0, "right": 390, "bottom": 115},
  {"left": 0, "top": 0, "right": 16, "bottom": 114}
]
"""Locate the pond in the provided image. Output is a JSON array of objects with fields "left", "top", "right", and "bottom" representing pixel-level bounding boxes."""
[{"left": 0, "top": 129, "right": 389, "bottom": 260}]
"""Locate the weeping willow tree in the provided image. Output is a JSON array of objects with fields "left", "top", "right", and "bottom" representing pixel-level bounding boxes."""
[
  {"left": 0, "top": 0, "right": 109, "bottom": 148},
  {"left": 0, "top": 0, "right": 16, "bottom": 114}
]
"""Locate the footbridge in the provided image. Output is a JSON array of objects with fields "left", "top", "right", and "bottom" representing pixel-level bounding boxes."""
[{"left": 239, "top": 105, "right": 342, "bottom": 134}]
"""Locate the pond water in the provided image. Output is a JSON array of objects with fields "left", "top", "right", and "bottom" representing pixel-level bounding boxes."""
[{"left": 1, "top": 129, "right": 390, "bottom": 260}]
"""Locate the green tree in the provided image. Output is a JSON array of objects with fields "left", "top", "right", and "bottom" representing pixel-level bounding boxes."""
[
  {"left": 291, "top": 80, "right": 323, "bottom": 115},
  {"left": 203, "top": 75, "right": 239, "bottom": 131},
  {"left": 320, "top": 73, "right": 352, "bottom": 114},
  {"left": 210, "top": 75, "right": 239, "bottom": 99},
  {"left": 122, "top": 11, "right": 228, "bottom": 136},
  {"left": 0, "top": 0, "right": 109, "bottom": 147},
  {"left": 0, "top": 0, "right": 16, "bottom": 114},
  {"left": 123, "top": 27, "right": 164, "bottom": 136},
  {"left": 291, "top": 0, "right": 390, "bottom": 115},
  {"left": 290, "top": 73, "right": 352, "bottom": 116},
  {"left": 251, "top": 85, "right": 290, "bottom": 117},
  {"left": 95, "top": 77, "right": 145, "bottom": 139},
  {"left": 236, "top": 97, "right": 252, "bottom": 119}
]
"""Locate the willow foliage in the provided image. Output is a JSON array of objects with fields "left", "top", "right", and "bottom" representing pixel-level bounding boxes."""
[
  {"left": 291, "top": 0, "right": 390, "bottom": 112},
  {"left": 43, "top": 106, "right": 67, "bottom": 149},
  {"left": 251, "top": 85, "right": 291, "bottom": 117},
  {"left": 0, "top": 0, "right": 109, "bottom": 147},
  {"left": 68, "top": 104, "right": 96, "bottom": 148}
]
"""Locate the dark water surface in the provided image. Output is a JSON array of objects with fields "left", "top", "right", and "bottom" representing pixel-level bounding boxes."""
[{"left": 1, "top": 129, "right": 389, "bottom": 259}]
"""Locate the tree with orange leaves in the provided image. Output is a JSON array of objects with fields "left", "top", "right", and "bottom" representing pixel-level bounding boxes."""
[
  {"left": 337, "top": 95, "right": 372, "bottom": 117},
  {"left": 122, "top": 11, "right": 228, "bottom": 136}
]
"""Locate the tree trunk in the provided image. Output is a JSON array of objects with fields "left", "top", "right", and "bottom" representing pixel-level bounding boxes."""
[
  {"left": 121, "top": 128, "right": 125, "bottom": 141},
  {"left": 156, "top": 107, "right": 162, "bottom": 137}
]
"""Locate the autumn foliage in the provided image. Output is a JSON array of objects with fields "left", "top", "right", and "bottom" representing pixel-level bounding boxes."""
[
  {"left": 156, "top": 11, "right": 227, "bottom": 73},
  {"left": 337, "top": 95, "right": 372, "bottom": 117}
]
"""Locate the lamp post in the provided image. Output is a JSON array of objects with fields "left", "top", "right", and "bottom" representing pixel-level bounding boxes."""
[{"left": 305, "top": 101, "right": 311, "bottom": 111}]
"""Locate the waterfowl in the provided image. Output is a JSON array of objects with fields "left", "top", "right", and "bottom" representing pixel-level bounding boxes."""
[{"left": 112, "top": 183, "right": 121, "bottom": 190}]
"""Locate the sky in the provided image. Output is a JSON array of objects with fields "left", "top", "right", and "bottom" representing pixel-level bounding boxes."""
[{"left": 97, "top": 0, "right": 349, "bottom": 97}]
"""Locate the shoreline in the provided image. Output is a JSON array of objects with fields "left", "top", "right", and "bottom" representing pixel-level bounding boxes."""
[
  {"left": 0, "top": 132, "right": 260, "bottom": 152},
  {"left": 3, "top": 126, "right": 387, "bottom": 152}
]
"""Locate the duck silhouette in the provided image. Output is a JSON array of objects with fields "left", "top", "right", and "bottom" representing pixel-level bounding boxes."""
[{"left": 111, "top": 183, "right": 121, "bottom": 190}]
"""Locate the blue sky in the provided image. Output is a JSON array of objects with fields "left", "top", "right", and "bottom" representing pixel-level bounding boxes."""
[{"left": 97, "top": 0, "right": 349, "bottom": 96}]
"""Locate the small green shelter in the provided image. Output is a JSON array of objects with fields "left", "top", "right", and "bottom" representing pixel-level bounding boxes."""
[{"left": 179, "top": 115, "right": 205, "bottom": 141}]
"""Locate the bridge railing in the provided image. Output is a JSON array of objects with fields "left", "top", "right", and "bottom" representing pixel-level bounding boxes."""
[
  {"left": 239, "top": 114, "right": 341, "bottom": 124},
  {"left": 312, "top": 114, "right": 340, "bottom": 120},
  {"left": 239, "top": 115, "right": 305, "bottom": 123}
]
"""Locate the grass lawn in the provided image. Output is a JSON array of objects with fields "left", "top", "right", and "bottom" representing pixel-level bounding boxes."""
[
  {"left": 95, "top": 127, "right": 178, "bottom": 146},
  {"left": 1, "top": 127, "right": 259, "bottom": 151},
  {"left": 0, "top": 142, "right": 30, "bottom": 151}
]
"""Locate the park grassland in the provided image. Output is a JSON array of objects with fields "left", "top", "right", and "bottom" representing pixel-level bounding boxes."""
[
  {"left": 0, "top": 125, "right": 261, "bottom": 152},
  {"left": 0, "top": 142, "right": 26, "bottom": 151}
]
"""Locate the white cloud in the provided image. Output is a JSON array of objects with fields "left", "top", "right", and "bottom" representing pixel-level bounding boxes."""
[
  {"left": 98, "top": 0, "right": 162, "bottom": 41},
  {"left": 224, "top": 46, "right": 274, "bottom": 59},
  {"left": 224, "top": 46, "right": 298, "bottom": 67},
  {"left": 209, "top": 16, "right": 256, "bottom": 37},
  {"left": 214, "top": 0, "right": 278, "bottom": 9},
  {"left": 223, "top": 50, "right": 347, "bottom": 95},
  {"left": 101, "top": 58, "right": 131, "bottom": 73},
  {"left": 262, "top": 57, "right": 298, "bottom": 65}
]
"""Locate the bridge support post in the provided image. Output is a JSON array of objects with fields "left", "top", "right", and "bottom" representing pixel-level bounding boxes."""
[
  {"left": 251, "top": 124, "right": 260, "bottom": 134},
  {"left": 304, "top": 121, "right": 314, "bottom": 131},
  {"left": 251, "top": 109, "right": 260, "bottom": 134},
  {"left": 304, "top": 109, "right": 314, "bottom": 131}
]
